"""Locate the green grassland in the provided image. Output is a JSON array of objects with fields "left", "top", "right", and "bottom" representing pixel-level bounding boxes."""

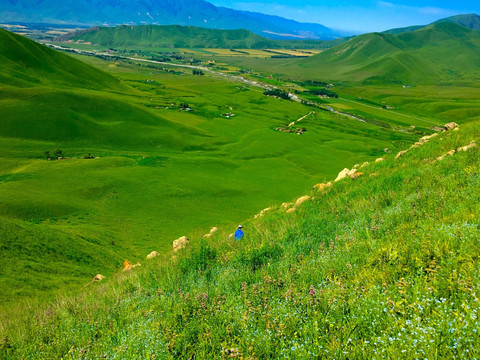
[
  {"left": 188, "top": 23, "right": 480, "bottom": 129},
  {"left": 2, "top": 20, "right": 480, "bottom": 358},
  {"left": 202, "top": 22, "right": 480, "bottom": 87},
  {"left": 286, "top": 22, "right": 480, "bottom": 85},
  {"left": 2, "top": 110, "right": 479, "bottom": 360},
  {"left": 0, "top": 29, "right": 423, "bottom": 309}
]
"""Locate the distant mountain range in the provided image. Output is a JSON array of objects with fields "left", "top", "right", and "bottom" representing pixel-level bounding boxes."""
[
  {"left": 57, "top": 25, "right": 340, "bottom": 49},
  {"left": 0, "top": 0, "right": 344, "bottom": 40},
  {"left": 297, "top": 21, "right": 480, "bottom": 84}
]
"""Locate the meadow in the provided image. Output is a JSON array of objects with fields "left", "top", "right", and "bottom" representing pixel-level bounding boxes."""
[
  {"left": 2, "top": 113, "right": 479, "bottom": 359},
  {"left": 0, "top": 33, "right": 423, "bottom": 310},
  {"left": 2, "top": 24, "right": 480, "bottom": 358}
]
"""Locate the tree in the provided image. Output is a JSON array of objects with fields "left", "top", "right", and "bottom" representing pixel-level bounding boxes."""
[{"left": 53, "top": 149, "right": 63, "bottom": 159}]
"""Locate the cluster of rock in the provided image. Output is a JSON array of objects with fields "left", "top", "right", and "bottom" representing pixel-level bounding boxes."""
[
  {"left": 279, "top": 124, "right": 463, "bottom": 217},
  {"left": 91, "top": 251, "right": 160, "bottom": 282}
]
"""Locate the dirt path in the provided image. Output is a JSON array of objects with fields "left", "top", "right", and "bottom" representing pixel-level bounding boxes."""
[{"left": 288, "top": 112, "right": 313, "bottom": 127}]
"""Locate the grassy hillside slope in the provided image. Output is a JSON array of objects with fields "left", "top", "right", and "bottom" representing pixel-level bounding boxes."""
[
  {"left": 435, "top": 13, "right": 480, "bottom": 31},
  {"left": 292, "top": 22, "right": 480, "bottom": 84},
  {"left": 0, "top": 28, "right": 213, "bottom": 304},
  {"left": 0, "top": 28, "right": 121, "bottom": 89},
  {"left": 1, "top": 31, "right": 420, "bottom": 308},
  {"left": 384, "top": 13, "right": 480, "bottom": 35},
  {"left": 0, "top": 28, "right": 202, "bottom": 148},
  {"left": 1, "top": 119, "right": 478, "bottom": 359},
  {"left": 60, "top": 24, "right": 335, "bottom": 49}
]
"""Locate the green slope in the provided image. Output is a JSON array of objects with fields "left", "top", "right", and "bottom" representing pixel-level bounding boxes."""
[
  {"left": 294, "top": 22, "right": 480, "bottom": 84},
  {"left": 2, "top": 113, "right": 479, "bottom": 359},
  {"left": 0, "top": 30, "right": 213, "bottom": 303},
  {"left": 435, "top": 13, "right": 480, "bottom": 31},
  {"left": 1, "top": 31, "right": 420, "bottom": 308},
  {"left": 0, "top": 28, "right": 121, "bottom": 89},
  {"left": 60, "top": 24, "right": 336, "bottom": 49},
  {"left": 0, "top": 28, "right": 204, "bottom": 147},
  {"left": 384, "top": 13, "right": 480, "bottom": 35}
]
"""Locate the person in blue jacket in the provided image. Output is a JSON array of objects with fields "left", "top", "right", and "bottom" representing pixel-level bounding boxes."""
[{"left": 234, "top": 225, "right": 244, "bottom": 240}]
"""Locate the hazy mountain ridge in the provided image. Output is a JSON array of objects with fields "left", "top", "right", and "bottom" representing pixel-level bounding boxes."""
[
  {"left": 57, "top": 24, "right": 336, "bottom": 49},
  {"left": 0, "top": 0, "right": 342, "bottom": 40}
]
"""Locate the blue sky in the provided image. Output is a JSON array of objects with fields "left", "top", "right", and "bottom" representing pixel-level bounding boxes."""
[{"left": 209, "top": 0, "right": 480, "bottom": 33}]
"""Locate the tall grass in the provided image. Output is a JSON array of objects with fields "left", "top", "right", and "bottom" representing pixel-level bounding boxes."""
[{"left": 2, "top": 122, "right": 479, "bottom": 359}]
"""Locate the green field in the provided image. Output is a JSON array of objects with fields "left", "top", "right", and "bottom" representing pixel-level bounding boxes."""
[
  {"left": 2, "top": 103, "right": 479, "bottom": 360},
  {"left": 2, "top": 20, "right": 480, "bottom": 358},
  {"left": 0, "top": 29, "right": 426, "bottom": 309}
]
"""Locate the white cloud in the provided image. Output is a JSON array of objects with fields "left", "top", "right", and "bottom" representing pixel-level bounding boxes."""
[
  {"left": 418, "top": 7, "right": 454, "bottom": 16},
  {"left": 378, "top": 1, "right": 395, "bottom": 9},
  {"left": 377, "top": 1, "right": 457, "bottom": 17}
]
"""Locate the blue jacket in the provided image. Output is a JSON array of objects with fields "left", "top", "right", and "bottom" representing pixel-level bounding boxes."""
[{"left": 234, "top": 228, "right": 244, "bottom": 240}]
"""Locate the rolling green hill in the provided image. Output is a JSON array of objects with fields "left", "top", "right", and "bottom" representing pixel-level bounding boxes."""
[
  {"left": 58, "top": 24, "right": 335, "bottom": 49},
  {"left": 435, "top": 13, "right": 480, "bottom": 31},
  {"left": 384, "top": 13, "right": 480, "bottom": 35},
  {"left": 1, "top": 29, "right": 420, "bottom": 309},
  {"left": 294, "top": 22, "right": 480, "bottom": 84},
  {"left": 0, "top": 28, "right": 204, "bottom": 147},
  {"left": 2, "top": 12, "right": 480, "bottom": 360},
  {"left": 0, "top": 29, "right": 213, "bottom": 304},
  {"left": 0, "top": 28, "right": 121, "bottom": 89}
]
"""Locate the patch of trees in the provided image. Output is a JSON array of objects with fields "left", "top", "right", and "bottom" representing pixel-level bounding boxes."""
[
  {"left": 189, "top": 59, "right": 203, "bottom": 65},
  {"left": 301, "top": 80, "right": 328, "bottom": 87},
  {"left": 263, "top": 49, "right": 287, "bottom": 55},
  {"left": 44, "top": 149, "right": 63, "bottom": 160},
  {"left": 263, "top": 89, "right": 290, "bottom": 100},
  {"left": 91, "top": 53, "right": 124, "bottom": 62},
  {"left": 193, "top": 70, "right": 205, "bottom": 76},
  {"left": 306, "top": 88, "right": 338, "bottom": 98},
  {"left": 149, "top": 55, "right": 171, "bottom": 62}
]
